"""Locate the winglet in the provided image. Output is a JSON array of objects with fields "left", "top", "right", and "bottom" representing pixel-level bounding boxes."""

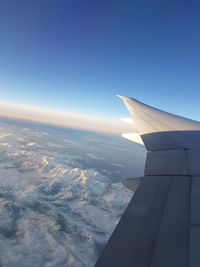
[{"left": 117, "top": 95, "right": 200, "bottom": 151}]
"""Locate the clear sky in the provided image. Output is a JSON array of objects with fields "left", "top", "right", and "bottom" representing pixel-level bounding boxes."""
[{"left": 0, "top": 0, "right": 200, "bottom": 125}]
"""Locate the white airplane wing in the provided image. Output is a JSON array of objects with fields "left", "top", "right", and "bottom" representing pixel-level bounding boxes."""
[{"left": 95, "top": 96, "right": 200, "bottom": 267}]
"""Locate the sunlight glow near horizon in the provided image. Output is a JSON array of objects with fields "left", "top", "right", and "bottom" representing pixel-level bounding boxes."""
[{"left": 0, "top": 102, "right": 134, "bottom": 135}]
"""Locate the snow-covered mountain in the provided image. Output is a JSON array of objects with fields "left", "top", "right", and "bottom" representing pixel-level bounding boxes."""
[{"left": 0, "top": 117, "right": 145, "bottom": 267}]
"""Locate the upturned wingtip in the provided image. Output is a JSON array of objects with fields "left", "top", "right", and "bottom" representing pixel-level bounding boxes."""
[{"left": 116, "top": 95, "right": 130, "bottom": 101}]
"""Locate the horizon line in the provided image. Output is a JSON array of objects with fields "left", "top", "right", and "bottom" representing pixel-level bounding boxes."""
[{"left": 0, "top": 101, "right": 134, "bottom": 135}]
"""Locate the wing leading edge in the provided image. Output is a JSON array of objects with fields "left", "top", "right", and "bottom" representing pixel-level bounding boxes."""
[{"left": 95, "top": 96, "right": 200, "bottom": 267}]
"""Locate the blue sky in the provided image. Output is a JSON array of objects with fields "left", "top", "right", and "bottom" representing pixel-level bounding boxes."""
[{"left": 0, "top": 0, "right": 200, "bottom": 121}]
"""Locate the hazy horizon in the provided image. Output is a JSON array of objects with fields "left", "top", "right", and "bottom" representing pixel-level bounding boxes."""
[{"left": 0, "top": 101, "right": 135, "bottom": 135}]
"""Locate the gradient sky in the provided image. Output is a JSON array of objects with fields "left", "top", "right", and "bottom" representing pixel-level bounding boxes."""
[{"left": 0, "top": 0, "right": 200, "bottom": 123}]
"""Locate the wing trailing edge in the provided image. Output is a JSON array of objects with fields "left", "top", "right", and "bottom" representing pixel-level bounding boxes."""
[{"left": 122, "top": 132, "right": 144, "bottom": 145}]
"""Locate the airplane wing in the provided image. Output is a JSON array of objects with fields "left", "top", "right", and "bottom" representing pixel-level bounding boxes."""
[{"left": 95, "top": 96, "right": 200, "bottom": 267}]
